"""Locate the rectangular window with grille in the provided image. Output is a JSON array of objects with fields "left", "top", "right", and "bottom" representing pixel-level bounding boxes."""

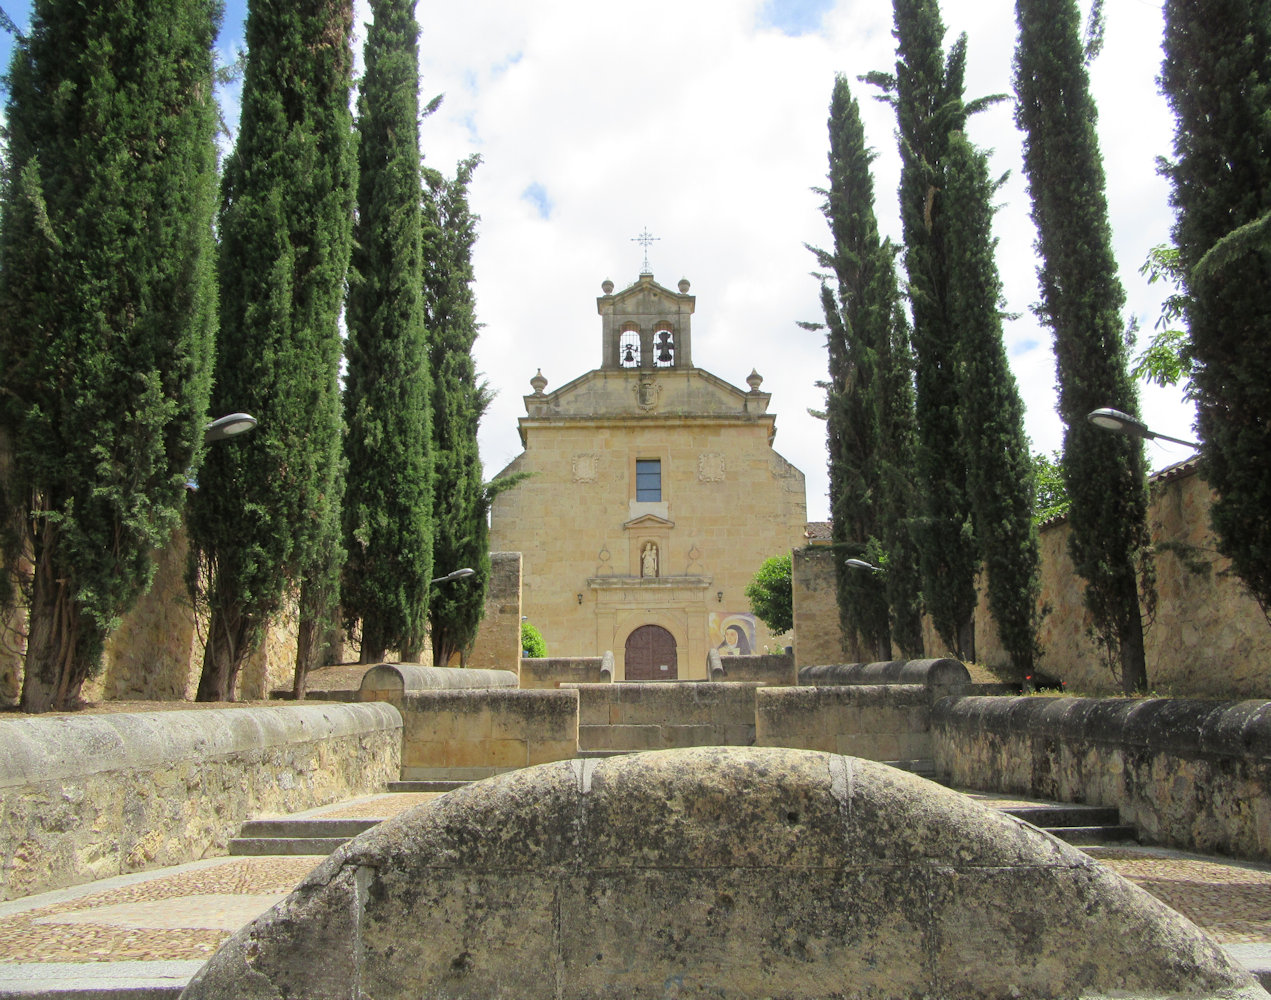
[{"left": 635, "top": 459, "right": 661, "bottom": 501}]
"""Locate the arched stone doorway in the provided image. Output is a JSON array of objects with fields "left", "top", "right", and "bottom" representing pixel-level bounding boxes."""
[{"left": 625, "top": 625, "right": 677, "bottom": 680}]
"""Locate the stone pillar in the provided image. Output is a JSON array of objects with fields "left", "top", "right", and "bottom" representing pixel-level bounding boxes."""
[
  {"left": 466, "top": 552, "right": 522, "bottom": 672},
  {"left": 791, "top": 546, "right": 845, "bottom": 669}
]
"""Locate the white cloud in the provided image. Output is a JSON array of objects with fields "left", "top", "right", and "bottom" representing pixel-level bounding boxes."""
[{"left": 417, "top": 0, "right": 1189, "bottom": 520}]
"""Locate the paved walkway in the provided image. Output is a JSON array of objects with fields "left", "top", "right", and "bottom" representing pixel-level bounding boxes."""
[{"left": 2, "top": 789, "right": 1270, "bottom": 996}]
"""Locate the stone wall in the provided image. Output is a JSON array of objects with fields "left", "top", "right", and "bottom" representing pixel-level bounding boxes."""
[
  {"left": 755, "top": 684, "right": 933, "bottom": 760},
  {"left": 465, "top": 552, "right": 522, "bottom": 671},
  {"left": 932, "top": 694, "right": 1271, "bottom": 860},
  {"left": 569, "top": 681, "right": 758, "bottom": 752},
  {"left": 398, "top": 688, "right": 579, "bottom": 781},
  {"left": 707, "top": 651, "right": 795, "bottom": 685},
  {"left": 795, "top": 463, "right": 1271, "bottom": 696},
  {"left": 519, "top": 655, "right": 612, "bottom": 689},
  {"left": 0, "top": 702, "right": 402, "bottom": 899}
]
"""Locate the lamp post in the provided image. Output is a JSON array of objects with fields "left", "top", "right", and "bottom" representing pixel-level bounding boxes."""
[
  {"left": 203, "top": 412, "right": 258, "bottom": 444},
  {"left": 431, "top": 567, "right": 476, "bottom": 585},
  {"left": 1086, "top": 408, "right": 1198, "bottom": 449},
  {"left": 844, "top": 558, "right": 882, "bottom": 573}
]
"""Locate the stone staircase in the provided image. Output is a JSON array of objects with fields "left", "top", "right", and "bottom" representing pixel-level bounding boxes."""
[{"left": 228, "top": 762, "right": 1138, "bottom": 856}]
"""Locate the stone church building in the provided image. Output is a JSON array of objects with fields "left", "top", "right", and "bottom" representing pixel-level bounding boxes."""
[{"left": 488, "top": 271, "right": 808, "bottom": 680}]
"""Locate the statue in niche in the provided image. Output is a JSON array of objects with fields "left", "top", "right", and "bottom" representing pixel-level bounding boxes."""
[{"left": 641, "top": 541, "right": 659, "bottom": 578}]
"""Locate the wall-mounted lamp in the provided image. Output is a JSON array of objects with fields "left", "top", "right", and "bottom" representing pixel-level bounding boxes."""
[
  {"left": 716, "top": 591, "right": 723, "bottom": 603},
  {"left": 577, "top": 593, "right": 584, "bottom": 605},
  {"left": 1087, "top": 407, "right": 1198, "bottom": 448}
]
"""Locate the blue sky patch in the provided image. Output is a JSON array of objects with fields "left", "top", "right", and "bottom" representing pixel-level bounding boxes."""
[
  {"left": 1012, "top": 337, "right": 1040, "bottom": 356},
  {"left": 522, "top": 182, "right": 553, "bottom": 220},
  {"left": 757, "top": 0, "right": 834, "bottom": 37}
]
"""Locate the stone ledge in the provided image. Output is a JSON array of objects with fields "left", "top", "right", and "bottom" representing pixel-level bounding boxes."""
[{"left": 0, "top": 702, "right": 403, "bottom": 788}]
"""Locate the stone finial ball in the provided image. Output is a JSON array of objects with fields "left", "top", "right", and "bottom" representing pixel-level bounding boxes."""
[
  {"left": 678, "top": 278, "right": 690, "bottom": 293},
  {"left": 601, "top": 279, "right": 614, "bottom": 294}
]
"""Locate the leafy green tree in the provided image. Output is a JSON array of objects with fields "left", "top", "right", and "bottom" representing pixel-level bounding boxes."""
[
  {"left": 1131, "top": 244, "right": 1194, "bottom": 394},
  {"left": 866, "top": 0, "right": 1000, "bottom": 660},
  {"left": 1032, "top": 451, "right": 1071, "bottom": 523},
  {"left": 1159, "top": 0, "right": 1271, "bottom": 612},
  {"left": 746, "top": 553, "right": 794, "bottom": 636},
  {"left": 341, "top": 0, "right": 432, "bottom": 664},
  {"left": 423, "top": 156, "right": 505, "bottom": 666},
  {"left": 1015, "top": 0, "right": 1152, "bottom": 691},
  {"left": 521, "top": 620, "right": 547, "bottom": 658},
  {"left": 943, "top": 132, "right": 1042, "bottom": 674},
  {"left": 810, "top": 75, "right": 923, "bottom": 660},
  {"left": 0, "top": 0, "right": 219, "bottom": 712},
  {"left": 188, "top": 0, "right": 356, "bottom": 700}
]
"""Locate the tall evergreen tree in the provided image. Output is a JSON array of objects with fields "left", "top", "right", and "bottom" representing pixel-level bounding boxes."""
[
  {"left": 1159, "top": 0, "right": 1271, "bottom": 613},
  {"left": 943, "top": 133, "right": 1042, "bottom": 673},
  {"left": 341, "top": 0, "right": 432, "bottom": 664},
  {"left": 0, "top": 0, "right": 219, "bottom": 712},
  {"left": 812, "top": 75, "right": 923, "bottom": 660},
  {"left": 866, "top": 0, "right": 998, "bottom": 660},
  {"left": 423, "top": 156, "right": 496, "bottom": 667},
  {"left": 1015, "top": 0, "right": 1151, "bottom": 691},
  {"left": 188, "top": 0, "right": 355, "bottom": 700}
]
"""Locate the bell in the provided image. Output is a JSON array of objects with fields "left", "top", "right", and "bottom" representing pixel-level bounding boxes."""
[{"left": 624, "top": 346, "right": 635, "bottom": 364}]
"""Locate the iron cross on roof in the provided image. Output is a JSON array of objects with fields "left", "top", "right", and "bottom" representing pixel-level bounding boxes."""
[{"left": 631, "top": 228, "right": 659, "bottom": 274}]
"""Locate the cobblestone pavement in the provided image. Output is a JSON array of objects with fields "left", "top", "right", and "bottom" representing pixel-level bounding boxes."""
[{"left": 2, "top": 794, "right": 1270, "bottom": 965}]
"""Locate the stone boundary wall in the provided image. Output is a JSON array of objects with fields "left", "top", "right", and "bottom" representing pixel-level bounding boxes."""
[
  {"left": 799, "top": 658, "right": 971, "bottom": 698},
  {"left": 755, "top": 685, "right": 933, "bottom": 760},
  {"left": 358, "top": 663, "right": 518, "bottom": 702},
  {"left": 932, "top": 695, "right": 1271, "bottom": 859},
  {"left": 0, "top": 702, "right": 402, "bottom": 900},
  {"left": 568, "top": 681, "right": 759, "bottom": 753},
  {"left": 708, "top": 650, "right": 795, "bottom": 685},
  {"left": 519, "top": 655, "right": 612, "bottom": 689},
  {"left": 398, "top": 689, "right": 578, "bottom": 781}
]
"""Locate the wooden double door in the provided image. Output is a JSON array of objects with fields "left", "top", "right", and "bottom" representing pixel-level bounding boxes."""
[{"left": 624, "top": 625, "right": 678, "bottom": 680}]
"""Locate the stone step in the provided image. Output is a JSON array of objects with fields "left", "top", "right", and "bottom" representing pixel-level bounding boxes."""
[
  {"left": 576, "top": 749, "right": 634, "bottom": 758},
  {"left": 1041, "top": 824, "right": 1139, "bottom": 845},
  {"left": 387, "top": 779, "right": 470, "bottom": 792},
  {"left": 228, "top": 836, "right": 349, "bottom": 856},
  {"left": 237, "top": 818, "right": 378, "bottom": 839},
  {"left": 1001, "top": 804, "right": 1122, "bottom": 827}
]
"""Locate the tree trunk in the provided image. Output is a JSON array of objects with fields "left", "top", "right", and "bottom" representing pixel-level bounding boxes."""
[
  {"left": 956, "top": 615, "right": 976, "bottom": 665},
  {"left": 360, "top": 614, "right": 385, "bottom": 665},
  {"left": 1119, "top": 585, "right": 1148, "bottom": 695},
  {"left": 197, "top": 602, "right": 251, "bottom": 702},
  {"left": 293, "top": 613, "right": 317, "bottom": 701},
  {"left": 20, "top": 531, "right": 91, "bottom": 713}
]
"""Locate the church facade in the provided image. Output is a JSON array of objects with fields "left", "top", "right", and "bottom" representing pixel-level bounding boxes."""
[{"left": 488, "top": 272, "right": 808, "bottom": 680}]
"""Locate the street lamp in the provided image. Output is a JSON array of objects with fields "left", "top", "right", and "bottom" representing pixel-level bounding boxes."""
[
  {"left": 845, "top": 558, "right": 882, "bottom": 573},
  {"left": 431, "top": 567, "right": 476, "bottom": 585},
  {"left": 204, "top": 412, "right": 258, "bottom": 444},
  {"left": 1086, "top": 408, "right": 1198, "bottom": 449}
]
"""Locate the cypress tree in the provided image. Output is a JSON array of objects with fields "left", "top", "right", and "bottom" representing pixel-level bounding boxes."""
[
  {"left": 1015, "top": 0, "right": 1152, "bottom": 691},
  {"left": 942, "top": 132, "right": 1042, "bottom": 673},
  {"left": 813, "top": 75, "right": 923, "bottom": 660},
  {"left": 0, "top": 0, "right": 219, "bottom": 712},
  {"left": 188, "top": 0, "right": 355, "bottom": 700},
  {"left": 1159, "top": 0, "right": 1271, "bottom": 612},
  {"left": 866, "top": 0, "right": 996, "bottom": 659},
  {"left": 341, "top": 0, "right": 432, "bottom": 664},
  {"left": 423, "top": 156, "right": 497, "bottom": 667}
]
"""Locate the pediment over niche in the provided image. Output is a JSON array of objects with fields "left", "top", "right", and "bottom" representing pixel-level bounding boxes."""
[{"left": 623, "top": 513, "right": 674, "bottom": 530}]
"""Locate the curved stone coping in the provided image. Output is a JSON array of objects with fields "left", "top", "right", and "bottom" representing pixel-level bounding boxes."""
[
  {"left": 709, "top": 651, "right": 796, "bottom": 685},
  {"left": 799, "top": 657, "right": 970, "bottom": 690},
  {"left": 600, "top": 650, "right": 614, "bottom": 681},
  {"left": 707, "top": 647, "right": 724, "bottom": 679},
  {"left": 184, "top": 746, "right": 1264, "bottom": 1000},
  {"left": 358, "top": 663, "right": 517, "bottom": 693},
  {"left": 933, "top": 694, "right": 1271, "bottom": 762},
  {"left": 0, "top": 702, "right": 403, "bottom": 788}
]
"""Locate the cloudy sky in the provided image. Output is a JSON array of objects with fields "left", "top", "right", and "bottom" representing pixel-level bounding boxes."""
[{"left": 1, "top": 0, "right": 1193, "bottom": 522}]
